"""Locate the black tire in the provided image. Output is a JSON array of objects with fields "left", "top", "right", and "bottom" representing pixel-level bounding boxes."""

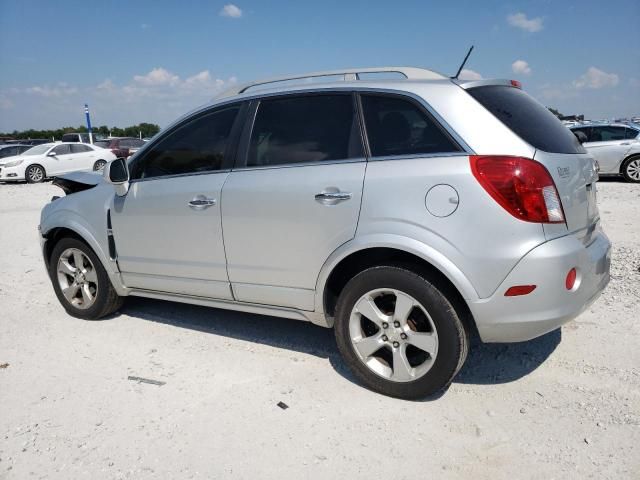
[
  {"left": 334, "top": 265, "right": 468, "bottom": 399},
  {"left": 93, "top": 159, "right": 107, "bottom": 171},
  {"left": 25, "top": 164, "right": 45, "bottom": 183},
  {"left": 49, "top": 237, "right": 124, "bottom": 320},
  {"left": 621, "top": 156, "right": 640, "bottom": 183}
]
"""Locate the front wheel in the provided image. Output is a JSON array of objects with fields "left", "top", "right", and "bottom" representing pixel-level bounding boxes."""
[
  {"left": 334, "top": 265, "right": 468, "bottom": 399},
  {"left": 621, "top": 156, "right": 640, "bottom": 183},
  {"left": 25, "top": 164, "right": 45, "bottom": 183},
  {"left": 49, "top": 237, "right": 123, "bottom": 319},
  {"left": 93, "top": 159, "right": 107, "bottom": 171}
]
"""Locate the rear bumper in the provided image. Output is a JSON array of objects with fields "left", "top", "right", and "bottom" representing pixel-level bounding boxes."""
[{"left": 470, "top": 225, "right": 611, "bottom": 343}]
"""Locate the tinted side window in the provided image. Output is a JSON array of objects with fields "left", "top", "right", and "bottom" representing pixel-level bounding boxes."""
[
  {"left": 130, "top": 105, "right": 240, "bottom": 180},
  {"left": 0, "top": 147, "right": 17, "bottom": 157},
  {"left": 71, "top": 144, "right": 91, "bottom": 153},
  {"left": 468, "top": 85, "right": 585, "bottom": 154},
  {"left": 571, "top": 127, "right": 591, "bottom": 142},
  {"left": 53, "top": 144, "right": 72, "bottom": 155},
  {"left": 625, "top": 127, "right": 639, "bottom": 140},
  {"left": 361, "top": 94, "right": 461, "bottom": 157},
  {"left": 247, "top": 94, "right": 361, "bottom": 167}
]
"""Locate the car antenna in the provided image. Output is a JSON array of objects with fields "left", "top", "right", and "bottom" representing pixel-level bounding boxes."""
[{"left": 452, "top": 45, "right": 474, "bottom": 80}]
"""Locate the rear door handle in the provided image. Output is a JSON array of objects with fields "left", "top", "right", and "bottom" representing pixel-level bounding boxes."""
[
  {"left": 188, "top": 195, "right": 217, "bottom": 210},
  {"left": 315, "top": 191, "right": 352, "bottom": 205}
]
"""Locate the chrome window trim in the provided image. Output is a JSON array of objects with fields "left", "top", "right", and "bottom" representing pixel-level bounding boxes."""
[
  {"left": 366, "top": 151, "right": 470, "bottom": 162},
  {"left": 230, "top": 157, "right": 366, "bottom": 173},
  {"left": 128, "top": 168, "right": 231, "bottom": 184}
]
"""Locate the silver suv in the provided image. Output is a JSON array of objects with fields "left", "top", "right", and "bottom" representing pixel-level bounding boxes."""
[{"left": 39, "top": 67, "right": 611, "bottom": 399}]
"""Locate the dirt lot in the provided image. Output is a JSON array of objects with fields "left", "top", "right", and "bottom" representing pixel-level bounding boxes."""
[{"left": 0, "top": 178, "right": 638, "bottom": 479}]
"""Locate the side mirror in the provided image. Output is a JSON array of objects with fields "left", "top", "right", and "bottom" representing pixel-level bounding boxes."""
[
  {"left": 103, "top": 157, "right": 130, "bottom": 196},
  {"left": 573, "top": 131, "right": 588, "bottom": 144},
  {"left": 47, "top": 151, "right": 57, "bottom": 157}
]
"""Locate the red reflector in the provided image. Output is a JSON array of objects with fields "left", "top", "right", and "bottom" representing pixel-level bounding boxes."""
[
  {"left": 510, "top": 79, "right": 522, "bottom": 88},
  {"left": 566, "top": 268, "right": 577, "bottom": 290},
  {"left": 504, "top": 285, "right": 536, "bottom": 296},
  {"left": 470, "top": 156, "right": 565, "bottom": 224}
]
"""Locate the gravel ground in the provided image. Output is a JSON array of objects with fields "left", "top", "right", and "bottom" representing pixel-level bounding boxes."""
[{"left": 0, "top": 178, "right": 638, "bottom": 479}]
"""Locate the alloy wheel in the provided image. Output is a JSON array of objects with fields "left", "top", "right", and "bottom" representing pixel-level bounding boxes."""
[
  {"left": 56, "top": 248, "right": 99, "bottom": 309},
  {"left": 626, "top": 158, "right": 640, "bottom": 181},
  {"left": 27, "top": 166, "right": 43, "bottom": 182},
  {"left": 348, "top": 288, "right": 439, "bottom": 383}
]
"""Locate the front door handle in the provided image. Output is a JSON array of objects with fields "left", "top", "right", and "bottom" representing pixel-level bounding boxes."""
[
  {"left": 188, "top": 195, "right": 217, "bottom": 210},
  {"left": 315, "top": 190, "right": 352, "bottom": 205}
]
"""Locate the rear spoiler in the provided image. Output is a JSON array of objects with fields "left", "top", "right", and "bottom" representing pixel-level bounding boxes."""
[{"left": 453, "top": 78, "right": 523, "bottom": 90}]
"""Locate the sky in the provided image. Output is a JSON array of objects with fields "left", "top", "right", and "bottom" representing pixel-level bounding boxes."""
[{"left": 0, "top": 0, "right": 638, "bottom": 132}]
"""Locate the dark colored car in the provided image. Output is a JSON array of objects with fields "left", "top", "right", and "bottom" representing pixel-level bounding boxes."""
[
  {"left": 4, "top": 139, "right": 50, "bottom": 146},
  {"left": 0, "top": 144, "right": 32, "bottom": 158},
  {"left": 94, "top": 137, "right": 146, "bottom": 158}
]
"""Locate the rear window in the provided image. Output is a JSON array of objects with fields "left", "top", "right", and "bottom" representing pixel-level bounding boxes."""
[{"left": 468, "top": 85, "right": 585, "bottom": 154}]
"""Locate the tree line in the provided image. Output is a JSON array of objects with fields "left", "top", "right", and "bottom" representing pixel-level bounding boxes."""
[{"left": 0, "top": 122, "right": 161, "bottom": 140}]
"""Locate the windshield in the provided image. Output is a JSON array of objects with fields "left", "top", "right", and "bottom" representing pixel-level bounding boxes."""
[{"left": 22, "top": 144, "right": 52, "bottom": 155}]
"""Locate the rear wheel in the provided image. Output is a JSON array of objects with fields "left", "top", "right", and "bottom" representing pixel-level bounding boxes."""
[
  {"left": 49, "top": 237, "right": 123, "bottom": 319},
  {"left": 334, "top": 265, "right": 468, "bottom": 399},
  {"left": 93, "top": 159, "right": 107, "bottom": 171},
  {"left": 26, "top": 164, "right": 45, "bottom": 183},
  {"left": 621, "top": 156, "right": 640, "bottom": 183}
]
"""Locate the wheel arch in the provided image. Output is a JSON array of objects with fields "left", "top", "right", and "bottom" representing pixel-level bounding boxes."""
[
  {"left": 620, "top": 153, "right": 640, "bottom": 174},
  {"left": 41, "top": 212, "right": 127, "bottom": 295},
  {"left": 315, "top": 236, "right": 479, "bottom": 335},
  {"left": 26, "top": 163, "right": 47, "bottom": 178}
]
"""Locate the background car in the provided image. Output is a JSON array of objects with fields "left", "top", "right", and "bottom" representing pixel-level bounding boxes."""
[
  {"left": 570, "top": 123, "right": 640, "bottom": 182},
  {"left": 61, "top": 132, "right": 95, "bottom": 143},
  {"left": 94, "top": 137, "right": 146, "bottom": 158},
  {"left": 0, "top": 144, "right": 32, "bottom": 159},
  {"left": 0, "top": 142, "right": 116, "bottom": 183}
]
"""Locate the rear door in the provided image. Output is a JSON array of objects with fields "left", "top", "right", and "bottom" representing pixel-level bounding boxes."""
[
  {"left": 70, "top": 144, "right": 96, "bottom": 171},
  {"left": 111, "top": 103, "right": 245, "bottom": 298},
  {"left": 583, "top": 126, "right": 633, "bottom": 173},
  {"left": 221, "top": 93, "right": 366, "bottom": 310},
  {"left": 467, "top": 85, "right": 597, "bottom": 237}
]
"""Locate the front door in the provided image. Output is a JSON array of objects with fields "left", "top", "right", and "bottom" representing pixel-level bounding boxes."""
[
  {"left": 222, "top": 93, "right": 366, "bottom": 310},
  {"left": 111, "top": 103, "right": 244, "bottom": 298},
  {"left": 48, "top": 144, "right": 76, "bottom": 175}
]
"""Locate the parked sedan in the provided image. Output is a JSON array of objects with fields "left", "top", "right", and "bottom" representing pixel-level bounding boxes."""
[
  {"left": 94, "top": 137, "right": 146, "bottom": 158},
  {"left": 0, "top": 143, "right": 116, "bottom": 183},
  {"left": 570, "top": 123, "right": 640, "bottom": 182},
  {"left": 0, "top": 144, "right": 32, "bottom": 159}
]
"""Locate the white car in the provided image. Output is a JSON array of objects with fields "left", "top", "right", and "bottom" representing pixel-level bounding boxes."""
[
  {"left": 0, "top": 143, "right": 116, "bottom": 183},
  {"left": 570, "top": 123, "right": 640, "bottom": 182}
]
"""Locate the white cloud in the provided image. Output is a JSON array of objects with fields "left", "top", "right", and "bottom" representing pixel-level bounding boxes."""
[
  {"left": 512, "top": 60, "right": 532, "bottom": 75},
  {"left": 573, "top": 67, "right": 619, "bottom": 89},
  {"left": 459, "top": 69, "right": 483, "bottom": 81},
  {"left": 507, "top": 13, "right": 543, "bottom": 33},
  {"left": 0, "top": 68, "right": 236, "bottom": 131},
  {"left": 220, "top": 4, "right": 242, "bottom": 18},
  {"left": 133, "top": 67, "right": 180, "bottom": 87}
]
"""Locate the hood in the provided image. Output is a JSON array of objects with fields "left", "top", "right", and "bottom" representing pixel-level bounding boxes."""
[{"left": 52, "top": 171, "right": 104, "bottom": 195}]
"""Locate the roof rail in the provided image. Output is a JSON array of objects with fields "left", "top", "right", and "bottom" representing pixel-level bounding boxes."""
[{"left": 216, "top": 66, "right": 445, "bottom": 99}]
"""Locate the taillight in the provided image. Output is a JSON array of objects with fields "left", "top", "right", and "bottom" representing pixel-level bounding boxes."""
[{"left": 470, "top": 155, "right": 565, "bottom": 224}]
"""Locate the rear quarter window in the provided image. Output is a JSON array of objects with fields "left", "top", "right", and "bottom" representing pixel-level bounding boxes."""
[{"left": 468, "top": 85, "right": 585, "bottom": 154}]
